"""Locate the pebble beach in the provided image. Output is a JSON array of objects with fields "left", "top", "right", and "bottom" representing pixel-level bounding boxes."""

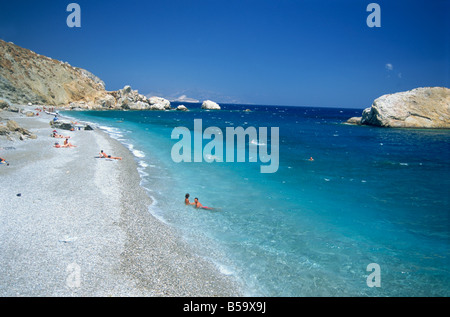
[{"left": 0, "top": 106, "right": 241, "bottom": 296}]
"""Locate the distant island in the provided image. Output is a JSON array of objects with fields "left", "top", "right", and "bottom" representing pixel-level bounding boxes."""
[{"left": 167, "top": 95, "right": 200, "bottom": 103}]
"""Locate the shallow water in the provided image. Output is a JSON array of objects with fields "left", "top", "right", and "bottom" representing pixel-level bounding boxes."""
[{"left": 65, "top": 104, "right": 450, "bottom": 296}]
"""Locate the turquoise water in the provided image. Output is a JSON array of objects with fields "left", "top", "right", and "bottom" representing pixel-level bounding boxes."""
[{"left": 64, "top": 104, "right": 450, "bottom": 296}]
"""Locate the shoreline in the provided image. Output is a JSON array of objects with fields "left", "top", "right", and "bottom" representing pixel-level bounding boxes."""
[{"left": 0, "top": 106, "right": 242, "bottom": 296}]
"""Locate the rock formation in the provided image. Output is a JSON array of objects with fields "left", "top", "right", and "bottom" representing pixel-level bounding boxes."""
[
  {"left": 176, "top": 105, "right": 188, "bottom": 111},
  {"left": 0, "top": 40, "right": 172, "bottom": 111},
  {"left": 148, "top": 96, "right": 171, "bottom": 110},
  {"left": 1, "top": 40, "right": 229, "bottom": 112},
  {"left": 201, "top": 100, "right": 221, "bottom": 110},
  {"left": 0, "top": 119, "right": 37, "bottom": 140},
  {"left": 0, "top": 39, "right": 108, "bottom": 107},
  {"left": 344, "top": 117, "right": 362, "bottom": 125},
  {"left": 346, "top": 87, "right": 450, "bottom": 128}
]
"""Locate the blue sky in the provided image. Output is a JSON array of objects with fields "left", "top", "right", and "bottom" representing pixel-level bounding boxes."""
[{"left": 0, "top": 0, "right": 448, "bottom": 108}]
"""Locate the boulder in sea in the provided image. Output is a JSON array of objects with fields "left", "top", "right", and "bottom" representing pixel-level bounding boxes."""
[
  {"left": 176, "top": 105, "right": 188, "bottom": 111},
  {"left": 201, "top": 100, "right": 221, "bottom": 110},
  {"left": 355, "top": 87, "right": 450, "bottom": 128},
  {"left": 344, "top": 117, "right": 362, "bottom": 125},
  {"left": 148, "top": 96, "right": 171, "bottom": 110}
]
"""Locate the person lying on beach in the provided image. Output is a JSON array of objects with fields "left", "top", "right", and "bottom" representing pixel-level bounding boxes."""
[
  {"left": 99, "top": 150, "right": 122, "bottom": 160},
  {"left": 0, "top": 157, "right": 9, "bottom": 166},
  {"left": 54, "top": 142, "right": 75, "bottom": 148},
  {"left": 54, "top": 142, "right": 66, "bottom": 148},
  {"left": 185, "top": 193, "right": 195, "bottom": 205},
  {"left": 107, "top": 155, "right": 122, "bottom": 160},
  {"left": 52, "top": 130, "right": 70, "bottom": 139},
  {"left": 194, "top": 198, "right": 214, "bottom": 210}
]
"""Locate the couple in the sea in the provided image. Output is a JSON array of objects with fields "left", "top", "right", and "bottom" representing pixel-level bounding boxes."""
[{"left": 185, "top": 193, "right": 214, "bottom": 210}]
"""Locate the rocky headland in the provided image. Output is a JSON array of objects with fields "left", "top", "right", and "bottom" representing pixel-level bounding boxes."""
[
  {"left": 0, "top": 40, "right": 220, "bottom": 112},
  {"left": 0, "top": 40, "right": 108, "bottom": 108},
  {"left": 346, "top": 87, "right": 450, "bottom": 129}
]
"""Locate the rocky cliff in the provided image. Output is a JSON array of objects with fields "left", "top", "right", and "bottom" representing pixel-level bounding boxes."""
[
  {"left": 346, "top": 87, "right": 450, "bottom": 129},
  {"left": 0, "top": 39, "right": 170, "bottom": 110},
  {"left": 0, "top": 39, "right": 109, "bottom": 107}
]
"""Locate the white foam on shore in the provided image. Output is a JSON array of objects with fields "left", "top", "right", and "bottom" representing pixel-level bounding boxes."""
[
  {"left": 139, "top": 160, "right": 148, "bottom": 168},
  {"left": 99, "top": 125, "right": 125, "bottom": 140},
  {"left": 132, "top": 149, "right": 146, "bottom": 158},
  {"left": 215, "top": 262, "right": 235, "bottom": 276}
]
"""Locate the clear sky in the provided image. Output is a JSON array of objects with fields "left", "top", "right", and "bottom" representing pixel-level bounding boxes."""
[{"left": 0, "top": 0, "right": 448, "bottom": 108}]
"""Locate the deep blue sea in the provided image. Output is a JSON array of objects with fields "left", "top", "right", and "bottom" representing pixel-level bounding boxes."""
[{"left": 64, "top": 103, "right": 450, "bottom": 296}]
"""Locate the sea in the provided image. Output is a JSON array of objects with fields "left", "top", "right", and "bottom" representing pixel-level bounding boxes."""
[{"left": 63, "top": 103, "right": 450, "bottom": 296}]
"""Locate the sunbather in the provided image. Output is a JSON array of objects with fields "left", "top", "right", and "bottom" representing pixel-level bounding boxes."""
[
  {"left": 0, "top": 157, "right": 9, "bottom": 166},
  {"left": 52, "top": 130, "right": 70, "bottom": 139},
  {"left": 64, "top": 138, "right": 76, "bottom": 148},
  {"left": 99, "top": 150, "right": 122, "bottom": 160},
  {"left": 54, "top": 142, "right": 75, "bottom": 148}
]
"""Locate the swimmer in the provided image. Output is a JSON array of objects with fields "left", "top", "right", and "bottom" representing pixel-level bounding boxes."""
[
  {"left": 194, "top": 198, "right": 213, "bottom": 210},
  {"left": 185, "top": 193, "right": 194, "bottom": 205}
]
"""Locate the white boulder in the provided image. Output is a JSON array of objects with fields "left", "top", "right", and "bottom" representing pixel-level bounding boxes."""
[
  {"left": 201, "top": 100, "right": 221, "bottom": 110},
  {"left": 129, "top": 101, "right": 149, "bottom": 110},
  {"left": 176, "top": 105, "right": 188, "bottom": 111},
  {"left": 360, "top": 87, "right": 450, "bottom": 128},
  {"left": 149, "top": 96, "right": 171, "bottom": 110}
]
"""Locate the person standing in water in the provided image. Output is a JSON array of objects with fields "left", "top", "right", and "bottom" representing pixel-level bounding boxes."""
[{"left": 185, "top": 193, "right": 194, "bottom": 205}]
